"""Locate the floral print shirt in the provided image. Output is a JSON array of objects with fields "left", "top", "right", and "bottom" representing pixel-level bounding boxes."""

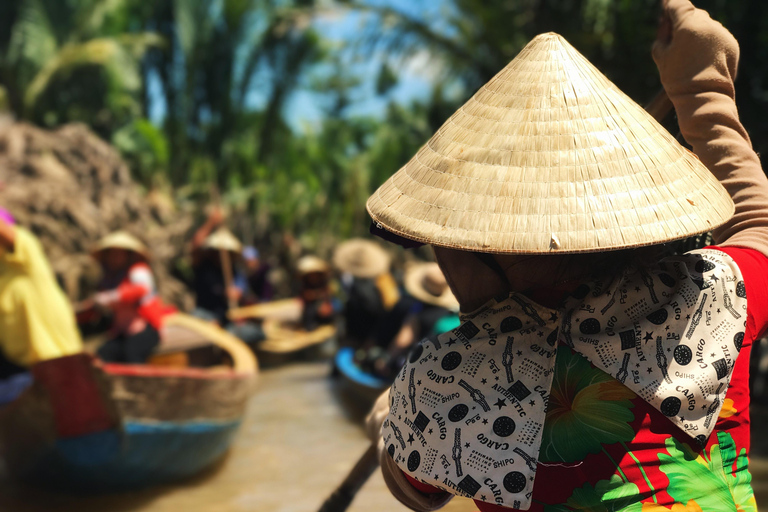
[{"left": 401, "top": 246, "right": 767, "bottom": 511}]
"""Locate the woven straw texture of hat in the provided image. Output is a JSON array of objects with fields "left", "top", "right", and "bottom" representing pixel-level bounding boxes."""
[
  {"left": 366, "top": 33, "right": 734, "bottom": 254},
  {"left": 333, "top": 238, "right": 391, "bottom": 278}
]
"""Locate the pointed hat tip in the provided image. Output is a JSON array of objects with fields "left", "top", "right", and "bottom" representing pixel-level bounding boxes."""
[{"left": 531, "top": 32, "right": 567, "bottom": 44}]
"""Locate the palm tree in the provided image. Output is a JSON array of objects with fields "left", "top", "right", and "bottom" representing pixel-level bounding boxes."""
[
  {"left": 136, "top": 0, "right": 329, "bottom": 189},
  {"left": 340, "top": 0, "right": 663, "bottom": 125},
  {"left": 2, "top": 0, "right": 162, "bottom": 136}
]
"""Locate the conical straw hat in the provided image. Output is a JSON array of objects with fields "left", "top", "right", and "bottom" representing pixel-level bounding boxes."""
[
  {"left": 366, "top": 33, "right": 735, "bottom": 254},
  {"left": 92, "top": 231, "right": 149, "bottom": 261},
  {"left": 404, "top": 262, "right": 459, "bottom": 311},
  {"left": 297, "top": 255, "right": 329, "bottom": 275},
  {"left": 333, "top": 238, "right": 391, "bottom": 278},
  {"left": 203, "top": 227, "right": 243, "bottom": 253}
]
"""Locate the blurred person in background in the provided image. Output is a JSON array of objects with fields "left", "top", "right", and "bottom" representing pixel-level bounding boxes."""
[
  {"left": 368, "top": 262, "right": 459, "bottom": 379},
  {"left": 191, "top": 211, "right": 264, "bottom": 345},
  {"left": 0, "top": 210, "right": 82, "bottom": 388},
  {"left": 241, "top": 245, "right": 274, "bottom": 304},
  {"left": 297, "top": 255, "right": 335, "bottom": 331},
  {"left": 90, "top": 232, "right": 175, "bottom": 363},
  {"left": 333, "top": 238, "right": 399, "bottom": 348},
  {"left": 191, "top": 208, "right": 242, "bottom": 321}
]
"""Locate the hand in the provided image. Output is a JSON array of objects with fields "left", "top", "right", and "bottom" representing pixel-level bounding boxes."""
[
  {"left": 365, "top": 390, "right": 390, "bottom": 445},
  {"left": 226, "top": 286, "right": 243, "bottom": 303},
  {"left": 74, "top": 298, "right": 96, "bottom": 313},
  {"left": 93, "top": 290, "right": 119, "bottom": 308},
  {"left": 652, "top": 0, "right": 739, "bottom": 91},
  {"left": 208, "top": 207, "right": 225, "bottom": 226}
]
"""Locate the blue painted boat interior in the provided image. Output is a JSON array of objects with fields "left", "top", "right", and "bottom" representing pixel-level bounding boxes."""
[
  {"left": 24, "top": 419, "right": 242, "bottom": 491},
  {"left": 335, "top": 347, "right": 389, "bottom": 389},
  {"left": 0, "top": 373, "right": 32, "bottom": 406}
]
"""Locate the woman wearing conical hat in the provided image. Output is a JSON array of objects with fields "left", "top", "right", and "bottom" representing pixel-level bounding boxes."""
[
  {"left": 333, "top": 238, "right": 399, "bottom": 348},
  {"left": 191, "top": 210, "right": 244, "bottom": 317},
  {"left": 190, "top": 209, "right": 264, "bottom": 345},
  {"left": 297, "top": 255, "right": 336, "bottom": 331},
  {"left": 90, "top": 231, "right": 175, "bottom": 363},
  {"left": 366, "top": 2, "right": 766, "bottom": 510},
  {"left": 369, "top": 262, "right": 460, "bottom": 380}
]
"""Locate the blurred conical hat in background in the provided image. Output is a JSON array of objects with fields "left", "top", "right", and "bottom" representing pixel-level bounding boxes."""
[
  {"left": 333, "top": 238, "right": 391, "bottom": 278},
  {"left": 404, "top": 262, "right": 458, "bottom": 311},
  {"left": 203, "top": 227, "right": 243, "bottom": 253},
  {"left": 367, "top": 33, "right": 734, "bottom": 254},
  {"left": 92, "top": 231, "right": 149, "bottom": 261},
  {"left": 297, "top": 255, "right": 329, "bottom": 275}
]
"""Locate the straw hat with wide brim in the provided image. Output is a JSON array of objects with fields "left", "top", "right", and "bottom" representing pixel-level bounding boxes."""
[
  {"left": 297, "top": 255, "right": 330, "bottom": 275},
  {"left": 333, "top": 238, "right": 391, "bottom": 278},
  {"left": 366, "top": 33, "right": 734, "bottom": 255},
  {"left": 404, "top": 262, "right": 459, "bottom": 311},
  {"left": 203, "top": 227, "right": 243, "bottom": 254},
  {"left": 91, "top": 231, "right": 150, "bottom": 262}
]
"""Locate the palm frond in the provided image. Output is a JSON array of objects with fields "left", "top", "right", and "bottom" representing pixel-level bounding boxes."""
[
  {"left": 7, "top": 0, "right": 58, "bottom": 70},
  {"left": 79, "top": 0, "right": 133, "bottom": 39},
  {"left": 24, "top": 33, "right": 162, "bottom": 113}
]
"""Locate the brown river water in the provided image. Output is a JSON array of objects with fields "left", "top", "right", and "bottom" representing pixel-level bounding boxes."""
[{"left": 0, "top": 361, "right": 766, "bottom": 512}]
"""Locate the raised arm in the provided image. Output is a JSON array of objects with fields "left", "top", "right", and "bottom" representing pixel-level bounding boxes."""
[
  {"left": 0, "top": 217, "right": 15, "bottom": 252},
  {"left": 653, "top": 0, "right": 768, "bottom": 256},
  {"left": 192, "top": 208, "right": 225, "bottom": 250},
  {"left": 191, "top": 208, "right": 225, "bottom": 265}
]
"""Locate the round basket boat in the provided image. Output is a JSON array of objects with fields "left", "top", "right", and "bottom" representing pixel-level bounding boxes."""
[
  {"left": 333, "top": 347, "right": 390, "bottom": 404},
  {"left": 0, "top": 313, "right": 257, "bottom": 491}
]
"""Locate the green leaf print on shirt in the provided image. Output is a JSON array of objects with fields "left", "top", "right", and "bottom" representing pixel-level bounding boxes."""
[
  {"left": 540, "top": 348, "right": 636, "bottom": 463},
  {"left": 543, "top": 475, "right": 643, "bottom": 512},
  {"left": 659, "top": 432, "right": 757, "bottom": 512}
]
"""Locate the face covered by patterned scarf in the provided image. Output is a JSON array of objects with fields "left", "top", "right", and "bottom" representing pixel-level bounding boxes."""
[{"left": 383, "top": 249, "right": 747, "bottom": 510}]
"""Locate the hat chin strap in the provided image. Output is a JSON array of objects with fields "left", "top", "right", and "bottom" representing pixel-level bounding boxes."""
[{"left": 473, "top": 252, "right": 512, "bottom": 288}]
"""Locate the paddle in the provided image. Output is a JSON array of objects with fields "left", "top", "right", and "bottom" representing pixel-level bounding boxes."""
[
  {"left": 208, "top": 186, "right": 240, "bottom": 313},
  {"left": 220, "top": 246, "right": 238, "bottom": 312},
  {"left": 317, "top": 444, "right": 379, "bottom": 512}
]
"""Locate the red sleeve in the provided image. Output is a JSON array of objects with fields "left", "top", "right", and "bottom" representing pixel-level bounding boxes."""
[
  {"left": 117, "top": 283, "right": 149, "bottom": 304},
  {"left": 710, "top": 246, "right": 768, "bottom": 340},
  {"left": 403, "top": 472, "right": 445, "bottom": 494}
]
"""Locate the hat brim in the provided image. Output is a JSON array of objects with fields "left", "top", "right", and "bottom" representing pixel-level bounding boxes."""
[
  {"left": 333, "top": 239, "right": 391, "bottom": 278},
  {"left": 404, "top": 264, "right": 459, "bottom": 311},
  {"left": 366, "top": 33, "right": 734, "bottom": 255}
]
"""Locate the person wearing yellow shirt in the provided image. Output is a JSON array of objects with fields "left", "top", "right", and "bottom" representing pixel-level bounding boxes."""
[{"left": 0, "top": 213, "right": 82, "bottom": 378}]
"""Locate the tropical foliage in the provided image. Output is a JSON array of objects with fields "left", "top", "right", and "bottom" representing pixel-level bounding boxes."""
[{"left": 1, "top": 0, "right": 767, "bottom": 250}]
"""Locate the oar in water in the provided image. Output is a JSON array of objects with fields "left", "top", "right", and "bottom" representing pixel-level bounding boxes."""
[{"left": 317, "top": 443, "right": 379, "bottom": 512}]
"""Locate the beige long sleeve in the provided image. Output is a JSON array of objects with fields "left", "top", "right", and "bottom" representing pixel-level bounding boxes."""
[{"left": 653, "top": 0, "right": 768, "bottom": 257}]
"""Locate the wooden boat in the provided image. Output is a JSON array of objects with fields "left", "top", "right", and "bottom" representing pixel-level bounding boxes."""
[
  {"left": 334, "top": 347, "right": 390, "bottom": 403},
  {"left": 228, "top": 297, "right": 337, "bottom": 365},
  {"left": 227, "top": 298, "right": 302, "bottom": 322},
  {"left": 0, "top": 314, "right": 257, "bottom": 491},
  {"left": 256, "top": 318, "right": 337, "bottom": 366}
]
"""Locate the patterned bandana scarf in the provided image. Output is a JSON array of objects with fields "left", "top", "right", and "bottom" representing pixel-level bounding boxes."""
[{"left": 383, "top": 249, "right": 747, "bottom": 510}]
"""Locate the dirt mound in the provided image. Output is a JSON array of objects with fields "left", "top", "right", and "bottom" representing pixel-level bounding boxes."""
[{"left": 0, "top": 120, "right": 194, "bottom": 308}]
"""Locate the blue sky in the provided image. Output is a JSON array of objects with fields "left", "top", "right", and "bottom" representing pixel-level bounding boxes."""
[
  {"left": 285, "top": 0, "right": 443, "bottom": 130},
  {"left": 147, "top": 0, "right": 446, "bottom": 132}
]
